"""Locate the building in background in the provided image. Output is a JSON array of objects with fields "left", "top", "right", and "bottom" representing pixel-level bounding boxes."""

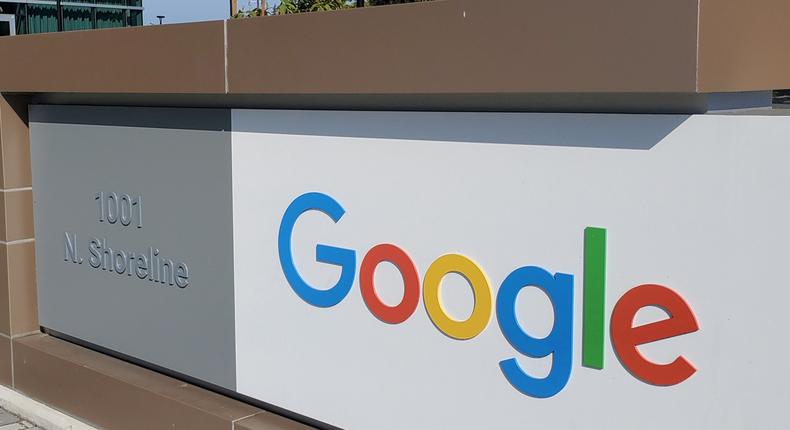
[
  {"left": 0, "top": 0, "right": 142, "bottom": 36},
  {"left": 775, "top": 90, "right": 790, "bottom": 105}
]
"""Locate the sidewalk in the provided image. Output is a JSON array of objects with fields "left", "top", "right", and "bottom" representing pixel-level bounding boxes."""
[
  {"left": 0, "top": 408, "right": 41, "bottom": 430},
  {"left": 0, "top": 386, "right": 96, "bottom": 430}
]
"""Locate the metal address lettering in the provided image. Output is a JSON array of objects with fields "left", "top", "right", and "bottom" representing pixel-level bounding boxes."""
[
  {"left": 95, "top": 191, "right": 143, "bottom": 228},
  {"left": 64, "top": 192, "right": 190, "bottom": 289}
]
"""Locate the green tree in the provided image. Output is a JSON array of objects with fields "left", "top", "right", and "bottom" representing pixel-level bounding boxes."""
[
  {"left": 275, "top": 0, "right": 351, "bottom": 14},
  {"left": 232, "top": 7, "right": 263, "bottom": 18},
  {"left": 232, "top": 0, "right": 435, "bottom": 17},
  {"left": 310, "top": 0, "right": 349, "bottom": 11},
  {"left": 368, "top": 0, "right": 432, "bottom": 5},
  {"left": 275, "top": 0, "right": 299, "bottom": 14}
]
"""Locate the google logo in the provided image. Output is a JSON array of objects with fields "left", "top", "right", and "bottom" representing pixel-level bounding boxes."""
[{"left": 278, "top": 192, "right": 700, "bottom": 398}]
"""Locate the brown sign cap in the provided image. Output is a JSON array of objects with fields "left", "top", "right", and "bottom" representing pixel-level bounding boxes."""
[{"left": 0, "top": 0, "right": 787, "bottom": 95}]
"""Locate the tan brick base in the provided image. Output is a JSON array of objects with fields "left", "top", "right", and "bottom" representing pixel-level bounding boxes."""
[{"left": 13, "top": 334, "right": 310, "bottom": 430}]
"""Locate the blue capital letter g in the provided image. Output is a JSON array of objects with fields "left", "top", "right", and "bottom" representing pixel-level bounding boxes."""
[{"left": 278, "top": 192, "right": 356, "bottom": 308}]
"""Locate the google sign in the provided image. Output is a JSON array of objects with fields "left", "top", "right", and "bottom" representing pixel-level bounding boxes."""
[{"left": 278, "top": 192, "right": 700, "bottom": 399}]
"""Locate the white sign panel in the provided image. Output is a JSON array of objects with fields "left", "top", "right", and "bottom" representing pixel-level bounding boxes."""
[
  {"left": 231, "top": 110, "right": 790, "bottom": 430},
  {"left": 32, "top": 107, "right": 790, "bottom": 429}
]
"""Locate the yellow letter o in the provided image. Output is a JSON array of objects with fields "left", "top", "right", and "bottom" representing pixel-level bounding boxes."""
[{"left": 423, "top": 254, "right": 492, "bottom": 340}]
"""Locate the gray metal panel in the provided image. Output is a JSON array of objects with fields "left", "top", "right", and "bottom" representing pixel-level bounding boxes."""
[{"left": 30, "top": 105, "right": 236, "bottom": 390}]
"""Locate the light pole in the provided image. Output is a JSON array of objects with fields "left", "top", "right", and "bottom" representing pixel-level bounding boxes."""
[{"left": 56, "top": 0, "right": 63, "bottom": 31}]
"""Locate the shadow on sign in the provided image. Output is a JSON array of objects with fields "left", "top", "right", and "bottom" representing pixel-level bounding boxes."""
[{"left": 234, "top": 110, "right": 690, "bottom": 150}]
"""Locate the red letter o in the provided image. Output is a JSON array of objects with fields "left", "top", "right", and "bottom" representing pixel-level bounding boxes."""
[{"left": 360, "top": 244, "right": 420, "bottom": 324}]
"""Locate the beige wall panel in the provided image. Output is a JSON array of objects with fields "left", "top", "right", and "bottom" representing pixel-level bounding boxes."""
[
  {"left": 0, "top": 96, "right": 31, "bottom": 189},
  {"left": 0, "top": 23, "right": 226, "bottom": 94},
  {"left": 0, "top": 336, "right": 10, "bottom": 387},
  {"left": 235, "top": 411, "right": 313, "bottom": 430},
  {"left": 227, "top": 0, "right": 699, "bottom": 94},
  {"left": 698, "top": 0, "right": 790, "bottom": 92},
  {"left": 7, "top": 242, "right": 36, "bottom": 336},
  {"left": 0, "top": 191, "right": 34, "bottom": 242},
  {"left": 13, "top": 335, "right": 263, "bottom": 430},
  {"left": 0, "top": 246, "right": 9, "bottom": 337}
]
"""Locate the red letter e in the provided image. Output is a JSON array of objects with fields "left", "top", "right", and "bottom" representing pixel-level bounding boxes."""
[{"left": 611, "top": 284, "right": 699, "bottom": 386}]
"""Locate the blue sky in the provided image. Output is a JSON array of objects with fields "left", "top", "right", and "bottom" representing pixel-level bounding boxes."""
[
  {"left": 143, "top": 0, "right": 232, "bottom": 25},
  {"left": 143, "top": 1, "right": 289, "bottom": 25}
]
